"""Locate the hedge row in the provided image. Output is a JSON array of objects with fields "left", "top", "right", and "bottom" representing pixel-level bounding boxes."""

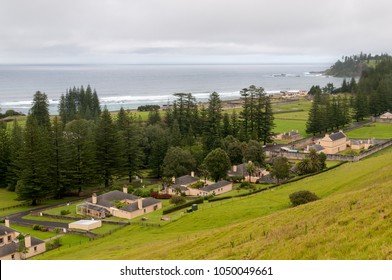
[{"left": 162, "top": 197, "right": 204, "bottom": 215}]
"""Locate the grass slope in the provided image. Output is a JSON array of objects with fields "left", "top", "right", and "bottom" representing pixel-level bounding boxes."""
[
  {"left": 345, "top": 123, "right": 392, "bottom": 139},
  {"left": 38, "top": 147, "right": 392, "bottom": 260}
]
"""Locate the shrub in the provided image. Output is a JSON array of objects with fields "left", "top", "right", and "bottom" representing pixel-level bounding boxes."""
[
  {"left": 289, "top": 190, "right": 320, "bottom": 207},
  {"left": 60, "top": 210, "right": 71, "bottom": 215},
  {"left": 190, "top": 181, "right": 205, "bottom": 189},
  {"left": 32, "top": 224, "right": 42, "bottom": 231},
  {"left": 150, "top": 192, "right": 172, "bottom": 199},
  {"left": 170, "top": 195, "right": 186, "bottom": 205},
  {"left": 227, "top": 176, "right": 243, "bottom": 183},
  {"left": 239, "top": 181, "right": 255, "bottom": 190},
  {"left": 162, "top": 197, "right": 204, "bottom": 215},
  {"left": 132, "top": 188, "right": 151, "bottom": 197}
]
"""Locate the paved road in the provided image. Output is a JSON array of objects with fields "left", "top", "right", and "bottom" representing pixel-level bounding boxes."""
[{"left": 6, "top": 209, "right": 70, "bottom": 229}]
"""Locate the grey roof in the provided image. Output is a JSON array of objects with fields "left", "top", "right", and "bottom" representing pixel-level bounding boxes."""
[
  {"left": 121, "top": 197, "right": 161, "bottom": 212},
  {"left": 0, "top": 236, "right": 44, "bottom": 258},
  {"left": 309, "top": 144, "right": 324, "bottom": 151},
  {"left": 78, "top": 203, "right": 110, "bottom": 214},
  {"left": 0, "top": 242, "right": 18, "bottom": 257},
  {"left": 170, "top": 185, "right": 189, "bottom": 191},
  {"left": 328, "top": 132, "right": 346, "bottom": 141},
  {"left": 30, "top": 236, "right": 45, "bottom": 246},
  {"left": 87, "top": 190, "right": 140, "bottom": 208},
  {"left": 229, "top": 163, "right": 264, "bottom": 177},
  {"left": 201, "top": 180, "right": 232, "bottom": 192},
  {"left": 228, "top": 163, "right": 246, "bottom": 176},
  {"left": 0, "top": 225, "right": 17, "bottom": 236},
  {"left": 174, "top": 175, "right": 199, "bottom": 186}
]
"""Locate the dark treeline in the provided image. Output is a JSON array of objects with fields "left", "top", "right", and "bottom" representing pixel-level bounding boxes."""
[
  {"left": 325, "top": 52, "right": 391, "bottom": 77},
  {"left": 306, "top": 59, "right": 392, "bottom": 134},
  {"left": 0, "top": 85, "right": 274, "bottom": 205}
]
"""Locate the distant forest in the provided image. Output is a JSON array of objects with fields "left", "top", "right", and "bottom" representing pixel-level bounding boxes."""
[{"left": 325, "top": 52, "right": 391, "bottom": 77}]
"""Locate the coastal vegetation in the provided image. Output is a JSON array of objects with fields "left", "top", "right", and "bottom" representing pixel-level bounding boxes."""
[{"left": 325, "top": 52, "right": 390, "bottom": 77}]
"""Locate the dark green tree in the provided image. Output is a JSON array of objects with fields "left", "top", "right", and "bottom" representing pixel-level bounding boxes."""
[
  {"left": 204, "top": 148, "right": 231, "bottom": 182},
  {"left": 270, "top": 156, "right": 291, "bottom": 184},
  {"left": 95, "top": 108, "right": 123, "bottom": 188},
  {"left": 0, "top": 125, "right": 10, "bottom": 188},
  {"left": 6, "top": 120, "right": 24, "bottom": 190},
  {"left": 203, "top": 92, "right": 223, "bottom": 153},
  {"left": 64, "top": 119, "right": 98, "bottom": 194},
  {"left": 116, "top": 108, "right": 144, "bottom": 182},
  {"left": 243, "top": 140, "right": 265, "bottom": 167},
  {"left": 30, "top": 91, "right": 51, "bottom": 129},
  {"left": 162, "top": 147, "right": 196, "bottom": 178},
  {"left": 16, "top": 116, "right": 53, "bottom": 205}
]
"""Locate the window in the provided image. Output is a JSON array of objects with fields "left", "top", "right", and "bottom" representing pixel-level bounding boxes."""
[
  {"left": 11, "top": 254, "right": 15, "bottom": 260},
  {"left": 7, "top": 235, "right": 11, "bottom": 242},
  {"left": 143, "top": 209, "right": 146, "bottom": 213},
  {"left": 0, "top": 237, "right": 3, "bottom": 244},
  {"left": 34, "top": 246, "right": 37, "bottom": 252}
]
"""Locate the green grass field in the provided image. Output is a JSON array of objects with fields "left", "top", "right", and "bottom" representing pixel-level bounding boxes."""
[
  {"left": 345, "top": 123, "right": 392, "bottom": 139},
  {"left": 8, "top": 224, "right": 57, "bottom": 240},
  {"left": 0, "top": 188, "right": 21, "bottom": 208},
  {"left": 274, "top": 119, "right": 307, "bottom": 136},
  {"left": 35, "top": 146, "right": 392, "bottom": 260}
]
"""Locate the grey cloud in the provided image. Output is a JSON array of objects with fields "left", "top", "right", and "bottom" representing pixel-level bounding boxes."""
[{"left": 0, "top": 0, "right": 391, "bottom": 63}]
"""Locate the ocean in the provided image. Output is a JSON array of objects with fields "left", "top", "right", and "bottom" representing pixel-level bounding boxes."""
[{"left": 0, "top": 64, "right": 345, "bottom": 115}]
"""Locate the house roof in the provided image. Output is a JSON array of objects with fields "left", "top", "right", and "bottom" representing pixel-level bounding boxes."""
[
  {"left": 0, "top": 242, "right": 18, "bottom": 257},
  {"left": 201, "top": 180, "right": 232, "bottom": 192},
  {"left": 380, "top": 112, "right": 392, "bottom": 117},
  {"left": 77, "top": 203, "right": 110, "bottom": 214},
  {"left": 309, "top": 144, "right": 325, "bottom": 151},
  {"left": 0, "top": 225, "right": 17, "bottom": 236},
  {"left": 228, "top": 163, "right": 246, "bottom": 176},
  {"left": 0, "top": 236, "right": 44, "bottom": 258},
  {"left": 121, "top": 197, "right": 160, "bottom": 212},
  {"left": 229, "top": 163, "right": 264, "bottom": 177},
  {"left": 87, "top": 190, "right": 140, "bottom": 208},
  {"left": 174, "top": 175, "right": 199, "bottom": 186},
  {"left": 327, "top": 131, "right": 346, "bottom": 141},
  {"left": 168, "top": 185, "right": 189, "bottom": 192}
]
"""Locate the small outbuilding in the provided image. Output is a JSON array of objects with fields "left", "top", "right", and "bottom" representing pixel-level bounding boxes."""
[{"left": 69, "top": 220, "right": 102, "bottom": 231}]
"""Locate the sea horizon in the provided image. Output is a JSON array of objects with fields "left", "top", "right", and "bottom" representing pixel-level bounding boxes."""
[{"left": 0, "top": 63, "right": 344, "bottom": 115}]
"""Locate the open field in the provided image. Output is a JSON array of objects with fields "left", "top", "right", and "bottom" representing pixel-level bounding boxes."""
[
  {"left": 0, "top": 197, "right": 84, "bottom": 217},
  {"left": 345, "top": 123, "right": 392, "bottom": 139},
  {"left": 36, "top": 146, "right": 392, "bottom": 259},
  {"left": 274, "top": 119, "right": 307, "bottom": 136},
  {"left": 9, "top": 224, "right": 57, "bottom": 240},
  {"left": 0, "top": 188, "right": 21, "bottom": 208}
]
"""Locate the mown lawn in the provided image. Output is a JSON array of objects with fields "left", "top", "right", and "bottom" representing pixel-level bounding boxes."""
[
  {"left": 345, "top": 123, "right": 392, "bottom": 139},
  {"left": 0, "top": 188, "right": 21, "bottom": 208},
  {"left": 8, "top": 224, "right": 57, "bottom": 240},
  {"left": 274, "top": 119, "right": 307, "bottom": 137},
  {"left": 37, "top": 146, "right": 392, "bottom": 260}
]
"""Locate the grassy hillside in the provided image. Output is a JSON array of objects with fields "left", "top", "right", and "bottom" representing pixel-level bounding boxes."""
[{"left": 37, "top": 147, "right": 392, "bottom": 260}]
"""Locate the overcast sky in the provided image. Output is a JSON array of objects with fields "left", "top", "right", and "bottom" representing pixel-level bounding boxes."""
[{"left": 0, "top": 0, "right": 391, "bottom": 64}]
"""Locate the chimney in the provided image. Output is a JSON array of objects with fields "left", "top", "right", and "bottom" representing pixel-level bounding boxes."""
[
  {"left": 123, "top": 186, "right": 128, "bottom": 194},
  {"left": 233, "top": 165, "right": 237, "bottom": 172},
  {"left": 191, "top": 171, "right": 195, "bottom": 177},
  {"left": 5, "top": 218, "right": 10, "bottom": 228},
  {"left": 92, "top": 193, "right": 97, "bottom": 204},
  {"left": 24, "top": 234, "right": 31, "bottom": 248},
  {"left": 137, "top": 198, "right": 143, "bottom": 210}
]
